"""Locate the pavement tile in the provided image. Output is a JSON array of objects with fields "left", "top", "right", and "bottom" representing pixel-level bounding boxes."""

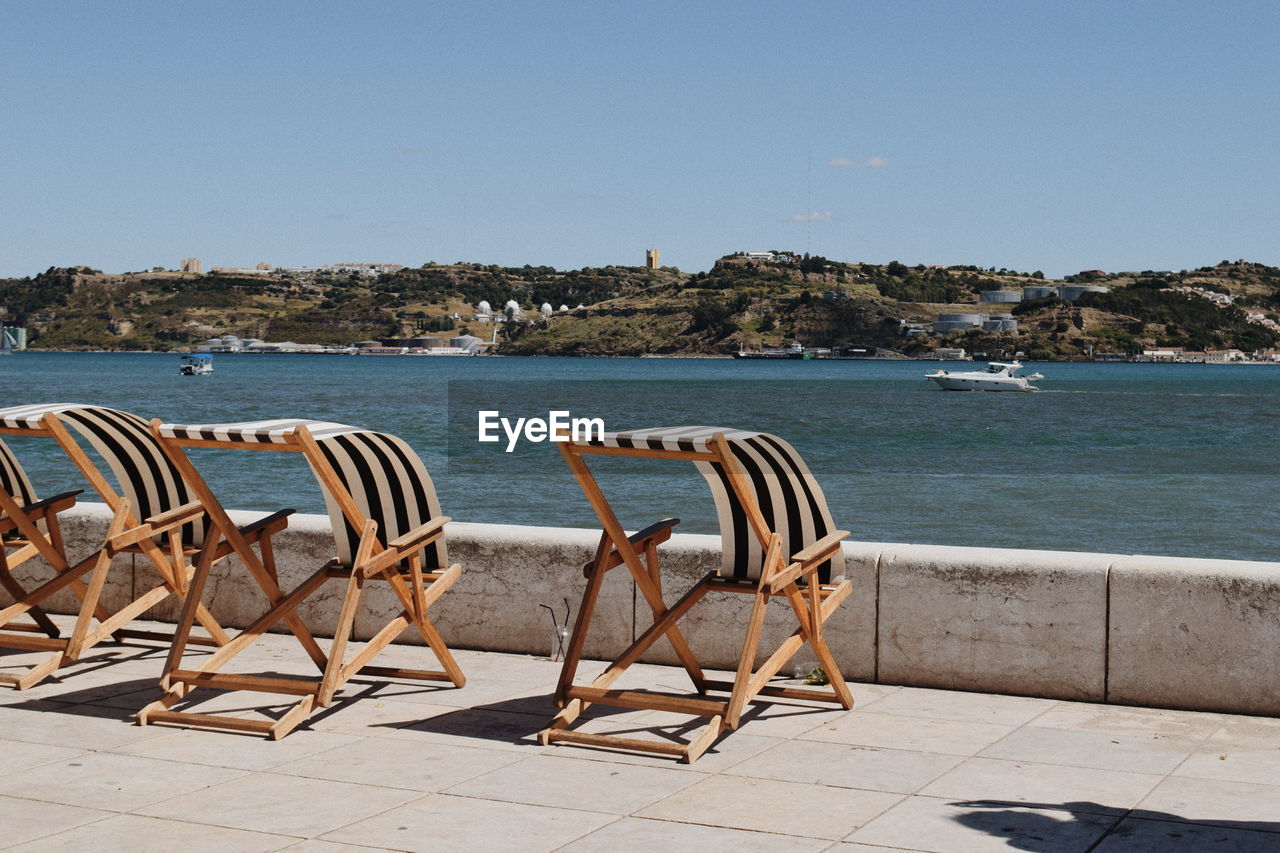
[
  {"left": 278, "top": 842, "right": 385, "bottom": 852},
  {"left": 1174, "top": 745, "right": 1280, "bottom": 784},
  {"left": 857, "top": 686, "right": 1054, "bottom": 727},
  {"left": 1030, "top": 702, "right": 1224, "bottom": 740},
  {"left": 136, "top": 771, "right": 419, "bottom": 837},
  {"left": 0, "top": 740, "right": 87, "bottom": 774},
  {"left": 111, "top": 726, "right": 362, "bottom": 772},
  {"left": 0, "top": 700, "right": 165, "bottom": 750},
  {"left": 636, "top": 774, "right": 902, "bottom": 839},
  {"left": 1092, "top": 817, "right": 1280, "bottom": 852},
  {"left": 848, "top": 795, "right": 1118, "bottom": 853},
  {"left": 6, "top": 813, "right": 293, "bottom": 852},
  {"left": 801, "top": 711, "right": 1015, "bottom": 755},
  {"left": 391, "top": 705, "right": 551, "bottom": 752},
  {"left": 0, "top": 750, "right": 246, "bottom": 812},
  {"left": 0, "top": 795, "right": 111, "bottom": 849},
  {"left": 321, "top": 793, "right": 614, "bottom": 852},
  {"left": 1204, "top": 714, "right": 1280, "bottom": 748},
  {"left": 727, "top": 739, "right": 963, "bottom": 794},
  {"left": 272, "top": 738, "right": 522, "bottom": 791},
  {"left": 919, "top": 757, "right": 1163, "bottom": 814},
  {"left": 1137, "top": 775, "right": 1280, "bottom": 826},
  {"left": 978, "top": 726, "right": 1201, "bottom": 775},
  {"left": 444, "top": 753, "right": 702, "bottom": 814},
  {"left": 728, "top": 697, "right": 858, "bottom": 739},
  {"left": 559, "top": 815, "right": 828, "bottom": 851}
]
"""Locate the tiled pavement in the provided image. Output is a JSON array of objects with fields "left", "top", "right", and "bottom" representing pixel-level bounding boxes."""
[{"left": 2, "top": 620, "right": 1279, "bottom": 852}]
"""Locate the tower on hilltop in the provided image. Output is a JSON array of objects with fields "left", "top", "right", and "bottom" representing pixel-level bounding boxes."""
[{"left": 645, "top": 248, "right": 659, "bottom": 269}]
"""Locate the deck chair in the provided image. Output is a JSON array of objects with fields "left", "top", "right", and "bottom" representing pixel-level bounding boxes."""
[
  {"left": 139, "top": 418, "right": 465, "bottom": 739},
  {"left": 541, "top": 426, "right": 855, "bottom": 763},
  {"left": 0, "top": 437, "right": 85, "bottom": 686},
  {"left": 0, "top": 403, "right": 235, "bottom": 689}
]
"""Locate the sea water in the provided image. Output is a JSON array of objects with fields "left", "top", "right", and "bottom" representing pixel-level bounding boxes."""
[{"left": 2, "top": 352, "right": 1275, "bottom": 562}]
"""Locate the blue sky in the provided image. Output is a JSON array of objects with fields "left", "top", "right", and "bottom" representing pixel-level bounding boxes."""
[{"left": 3, "top": 1, "right": 1277, "bottom": 278}]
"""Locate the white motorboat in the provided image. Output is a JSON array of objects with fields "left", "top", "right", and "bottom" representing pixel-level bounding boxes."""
[
  {"left": 925, "top": 360, "right": 1043, "bottom": 392},
  {"left": 179, "top": 354, "right": 213, "bottom": 376}
]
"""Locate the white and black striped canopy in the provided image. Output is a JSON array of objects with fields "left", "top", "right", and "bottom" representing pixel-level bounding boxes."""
[
  {"left": 0, "top": 403, "right": 205, "bottom": 545},
  {"left": 586, "top": 426, "right": 844, "bottom": 583},
  {"left": 0, "top": 438, "right": 38, "bottom": 509},
  {"left": 159, "top": 419, "right": 447, "bottom": 570}
]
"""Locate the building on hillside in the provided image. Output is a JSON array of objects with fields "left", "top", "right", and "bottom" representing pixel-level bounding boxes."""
[
  {"left": 645, "top": 248, "right": 660, "bottom": 269},
  {"left": 980, "top": 290, "right": 1022, "bottom": 303},
  {"left": 180, "top": 258, "right": 203, "bottom": 273},
  {"left": 331, "top": 263, "right": 404, "bottom": 275}
]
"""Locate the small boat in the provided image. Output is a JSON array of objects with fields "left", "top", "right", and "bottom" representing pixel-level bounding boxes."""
[
  {"left": 179, "top": 354, "right": 213, "bottom": 376},
  {"left": 925, "top": 360, "right": 1043, "bottom": 392}
]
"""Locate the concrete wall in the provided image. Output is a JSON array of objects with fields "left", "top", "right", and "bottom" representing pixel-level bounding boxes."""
[{"left": 13, "top": 503, "right": 1280, "bottom": 716}]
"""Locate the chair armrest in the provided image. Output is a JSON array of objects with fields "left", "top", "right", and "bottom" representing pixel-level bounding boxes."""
[
  {"left": 386, "top": 516, "right": 450, "bottom": 553},
  {"left": 362, "top": 516, "right": 450, "bottom": 575},
  {"left": 109, "top": 501, "right": 204, "bottom": 551},
  {"left": 238, "top": 508, "right": 295, "bottom": 539},
  {"left": 583, "top": 518, "right": 680, "bottom": 577},
  {"left": 790, "top": 529, "right": 850, "bottom": 566},
  {"left": 21, "top": 489, "right": 83, "bottom": 516},
  {"left": 767, "top": 529, "right": 849, "bottom": 593}
]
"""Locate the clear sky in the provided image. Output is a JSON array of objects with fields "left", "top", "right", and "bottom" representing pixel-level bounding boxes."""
[{"left": 3, "top": 1, "right": 1277, "bottom": 278}]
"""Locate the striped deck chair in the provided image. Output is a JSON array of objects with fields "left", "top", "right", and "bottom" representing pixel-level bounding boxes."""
[
  {"left": 0, "top": 403, "right": 237, "bottom": 689},
  {"left": 139, "top": 418, "right": 464, "bottom": 739},
  {"left": 0, "top": 437, "right": 85, "bottom": 686},
  {"left": 542, "top": 426, "right": 855, "bottom": 763}
]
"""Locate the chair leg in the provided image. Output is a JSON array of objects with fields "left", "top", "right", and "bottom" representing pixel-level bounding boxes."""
[
  {"left": 0, "top": 563, "right": 60, "bottom": 638},
  {"left": 318, "top": 571, "right": 363, "bottom": 706},
  {"left": 782, "top": 583, "right": 853, "bottom": 709},
  {"left": 66, "top": 550, "right": 114, "bottom": 660},
  {"left": 725, "top": 586, "right": 772, "bottom": 729}
]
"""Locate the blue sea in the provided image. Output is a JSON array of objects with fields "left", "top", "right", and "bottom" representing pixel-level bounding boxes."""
[{"left": 2, "top": 352, "right": 1276, "bottom": 562}]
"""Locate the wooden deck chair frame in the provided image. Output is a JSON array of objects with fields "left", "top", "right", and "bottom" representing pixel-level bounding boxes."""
[
  {"left": 139, "top": 418, "right": 465, "bottom": 740},
  {"left": 541, "top": 427, "right": 855, "bottom": 763},
  {"left": 0, "top": 404, "right": 234, "bottom": 689}
]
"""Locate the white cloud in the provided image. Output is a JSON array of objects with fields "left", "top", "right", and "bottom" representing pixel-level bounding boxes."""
[
  {"left": 863, "top": 155, "right": 890, "bottom": 168},
  {"left": 827, "top": 157, "right": 855, "bottom": 167},
  {"left": 790, "top": 211, "right": 834, "bottom": 222}
]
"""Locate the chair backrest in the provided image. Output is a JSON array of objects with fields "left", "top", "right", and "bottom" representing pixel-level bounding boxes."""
[
  {"left": 310, "top": 430, "right": 447, "bottom": 570},
  {"left": 587, "top": 426, "right": 844, "bottom": 583},
  {"left": 156, "top": 418, "right": 447, "bottom": 570},
  {"left": 0, "top": 403, "right": 206, "bottom": 546}
]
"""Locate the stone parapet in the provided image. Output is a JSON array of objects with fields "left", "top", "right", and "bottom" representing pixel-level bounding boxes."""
[{"left": 13, "top": 503, "right": 1279, "bottom": 716}]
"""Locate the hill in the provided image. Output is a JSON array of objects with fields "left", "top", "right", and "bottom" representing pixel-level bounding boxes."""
[{"left": 1, "top": 257, "right": 1277, "bottom": 359}]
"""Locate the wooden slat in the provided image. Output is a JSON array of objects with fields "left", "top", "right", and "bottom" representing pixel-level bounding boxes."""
[
  {"left": 356, "top": 664, "right": 455, "bottom": 682},
  {"left": 113, "top": 628, "right": 221, "bottom": 647},
  {"left": 143, "top": 709, "right": 276, "bottom": 734},
  {"left": 542, "top": 727, "right": 689, "bottom": 757},
  {"left": 169, "top": 669, "right": 321, "bottom": 697},
  {"left": 566, "top": 686, "right": 727, "bottom": 718},
  {"left": 699, "top": 679, "right": 845, "bottom": 704},
  {"left": 0, "top": 633, "right": 68, "bottom": 652}
]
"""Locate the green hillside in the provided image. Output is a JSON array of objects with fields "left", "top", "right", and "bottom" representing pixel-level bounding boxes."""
[{"left": 2, "top": 256, "right": 1277, "bottom": 359}]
